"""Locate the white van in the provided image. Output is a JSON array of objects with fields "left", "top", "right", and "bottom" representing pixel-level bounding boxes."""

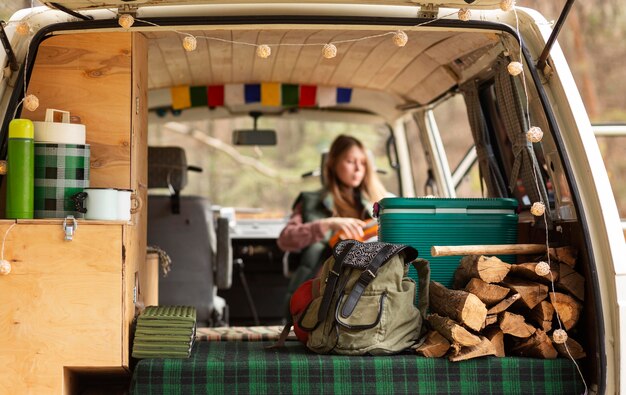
[{"left": 1, "top": 1, "right": 624, "bottom": 394}]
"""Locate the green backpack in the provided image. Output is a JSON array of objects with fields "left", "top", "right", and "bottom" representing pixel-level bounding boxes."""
[{"left": 298, "top": 240, "right": 430, "bottom": 355}]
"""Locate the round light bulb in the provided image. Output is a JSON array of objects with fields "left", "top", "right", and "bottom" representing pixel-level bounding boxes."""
[
  {"left": 553, "top": 329, "right": 568, "bottom": 344},
  {"left": 527, "top": 126, "right": 544, "bottom": 143},
  {"left": 458, "top": 8, "right": 471, "bottom": 21},
  {"left": 16, "top": 21, "right": 30, "bottom": 36},
  {"left": 0, "top": 260, "right": 11, "bottom": 275},
  {"left": 118, "top": 14, "right": 135, "bottom": 30},
  {"left": 534, "top": 261, "right": 551, "bottom": 276},
  {"left": 183, "top": 36, "right": 197, "bottom": 52},
  {"left": 507, "top": 61, "right": 523, "bottom": 76},
  {"left": 530, "top": 201, "right": 546, "bottom": 217},
  {"left": 0, "top": 160, "right": 7, "bottom": 175},
  {"left": 322, "top": 43, "right": 337, "bottom": 59},
  {"left": 24, "top": 94, "right": 39, "bottom": 112},
  {"left": 392, "top": 31, "right": 408, "bottom": 47},
  {"left": 500, "top": 0, "right": 515, "bottom": 12},
  {"left": 256, "top": 44, "right": 271, "bottom": 58}
]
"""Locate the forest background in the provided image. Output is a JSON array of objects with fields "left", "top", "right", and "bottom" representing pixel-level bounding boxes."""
[{"left": 1, "top": 1, "right": 625, "bottom": 216}]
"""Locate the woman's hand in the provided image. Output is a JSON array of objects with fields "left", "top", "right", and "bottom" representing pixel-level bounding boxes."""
[{"left": 319, "top": 217, "right": 366, "bottom": 240}]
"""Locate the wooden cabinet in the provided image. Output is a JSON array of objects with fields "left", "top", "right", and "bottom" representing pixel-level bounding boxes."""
[
  {"left": 0, "top": 31, "right": 148, "bottom": 394},
  {"left": 0, "top": 221, "right": 125, "bottom": 394}
]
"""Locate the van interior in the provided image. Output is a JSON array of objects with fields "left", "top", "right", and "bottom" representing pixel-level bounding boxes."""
[{"left": 0, "top": 3, "right": 606, "bottom": 394}]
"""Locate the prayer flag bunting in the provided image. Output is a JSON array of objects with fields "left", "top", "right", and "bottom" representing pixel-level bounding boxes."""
[
  {"left": 207, "top": 85, "right": 224, "bottom": 107},
  {"left": 317, "top": 86, "right": 336, "bottom": 108},
  {"left": 224, "top": 84, "right": 244, "bottom": 106},
  {"left": 336, "top": 87, "right": 352, "bottom": 104},
  {"left": 261, "top": 82, "right": 281, "bottom": 106},
  {"left": 244, "top": 84, "right": 261, "bottom": 103},
  {"left": 299, "top": 85, "right": 316, "bottom": 107},
  {"left": 190, "top": 86, "right": 208, "bottom": 107},
  {"left": 171, "top": 86, "right": 191, "bottom": 110},
  {"left": 282, "top": 84, "right": 299, "bottom": 107}
]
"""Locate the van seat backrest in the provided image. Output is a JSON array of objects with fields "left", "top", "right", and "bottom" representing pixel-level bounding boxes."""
[{"left": 147, "top": 146, "right": 219, "bottom": 326}]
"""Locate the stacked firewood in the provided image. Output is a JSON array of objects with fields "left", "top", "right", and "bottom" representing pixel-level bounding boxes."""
[{"left": 415, "top": 247, "right": 586, "bottom": 361}]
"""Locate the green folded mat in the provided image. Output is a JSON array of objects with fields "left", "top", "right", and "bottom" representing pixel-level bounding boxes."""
[
  {"left": 132, "top": 349, "right": 192, "bottom": 358},
  {"left": 133, "top": 334, "right": 195, "bottom": 342},
  {"left": 135, "top": 326, "right": 195, "bottom": 336},
  {"left": 136, "top": 320, "right": 195, "bottom": 328},
  {"left": 133, "top": 343, "right": 193, "bottom": 352},
  {"left": 138, "top": 306, "right": 196, "bottom": 323}
]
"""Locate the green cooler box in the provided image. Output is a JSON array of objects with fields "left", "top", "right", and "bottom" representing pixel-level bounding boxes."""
[{"left": 377, "top": 197, "right": 518, "bottom": 292}]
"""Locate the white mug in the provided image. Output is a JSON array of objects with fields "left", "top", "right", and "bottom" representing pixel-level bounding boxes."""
[
  {"left": 116, "top": 189, "right": 142, "bottom": 221},
  {"left": 72, "top": 188, "right": 118, "bottom": 220}
]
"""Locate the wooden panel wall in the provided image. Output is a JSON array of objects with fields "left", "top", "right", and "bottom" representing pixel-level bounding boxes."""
[
  {"left": 26, "top": 32, "right": 132, "bottom": 189},
  {"left": 122, "top": 32, "right": 148, "bottom": 366},
  {"left": 0, "top": 221, "right": 123, "bottom": 394}
]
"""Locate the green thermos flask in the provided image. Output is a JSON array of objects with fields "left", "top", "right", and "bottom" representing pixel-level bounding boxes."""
[{"left": 6, "top": 119, "right": 34, "bottom": 219}]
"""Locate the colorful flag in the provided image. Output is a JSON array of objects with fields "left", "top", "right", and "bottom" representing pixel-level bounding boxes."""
[
  {"left": 336, "top": 87, "right": 352, "bottom": 104},
  {"left": 224, "top": 84, "right": 244, "bottom": 106},
  {"left": 317, "top": 86, "right": 337, "bottom": 108},
  {"left": 171, "top": 86, "right": 191, "bottom": 110},
  {"left": 261, "top": 82, "right": 281, "bottom": 106},
  {"left": 207, "top": 85, "right": 224, "bottom": 107},
  {"left": 299, "top": 85, "right": 317, "bottom": 107},
  {"left": 281, "top": 84, "right": 299, "bottom": 107},
  {"left": 244, "top": 84, "right": 261, "bottom": 103},
  {"left": 190, "top": 86, "right": 208, "bottom": 107}
]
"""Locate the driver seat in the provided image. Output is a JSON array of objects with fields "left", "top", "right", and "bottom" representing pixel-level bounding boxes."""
[{"left": 147, "top": 146, "right": 232, "bottom": 326}]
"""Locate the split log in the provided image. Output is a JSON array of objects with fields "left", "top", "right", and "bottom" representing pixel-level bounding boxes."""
[
  {"left": 427, "top": 314, "right": 482, "bottom": 347},
  {"left": 549, "top": 247, "right": 577, "bottom": 268},
  {"left": 464, "top": 278, "right": 510, "bottom": 306},
  {"left": 415, "top": 330, "right": 450, "bottom": 358},
  {"left": 549, "top": 292, "right": 582, "bottom": 330},
  {"left": 558, "top": 263, "right": 585, "bottom": 301},
  {"left": 509, "top": 262, "right": 559, "bottom": 284},
  {"left": 511, "top": 330, "right": 558, "bottom": 359},
  {"left": 449, "top": 336, "right": 497, "bottom": 362},
  {"left": 483, "top": 314, "right": 498, "bottom": 329},
  {"left": 553, "top": 337, "right": 586, "bottom": 359},
  {"left": 530, "top": 300, "right": 555, "bottom": 332},
  {"left": 453, "top": 255, "right": 511, "bottom": 289},
  {"left": 483, "top": 327, "right": 505, "bottom": 357},
  {"left": 501, "top": 278, "right": 548, "bottom": 310},
  {"left": 430, "top": 281, "right": 487, "bottom": 332},
  {"left": 499, "top": 312, "right": 536, "bottom": 338},
  {"left": 487, "top": 293, "right": 521, "bottom": 315},
  {"left": 431, "top": 244, "right": 546, "bottom": 257}
]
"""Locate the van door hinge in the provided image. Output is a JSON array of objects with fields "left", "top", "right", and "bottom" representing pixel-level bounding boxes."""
[
  {"left": 418, "top": 4, "right": 439, "bottom": 19},
  {"left": 0, "top": 22, "right": 18, "bottom": 72}
]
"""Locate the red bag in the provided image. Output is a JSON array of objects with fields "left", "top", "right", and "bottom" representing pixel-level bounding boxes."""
[{"left": 289, "top": 278, "right": 320, "bottom": 343}]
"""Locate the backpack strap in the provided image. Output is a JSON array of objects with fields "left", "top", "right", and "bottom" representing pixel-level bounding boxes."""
[
  {"left": 411, "top": 258, "right": 431, "bottom": 318},
  {"left": 317, "top": 240, "right": 355, "bottom": 323},
  {"left": 339, "top": 244, "right": 396, "bottom": 318}
]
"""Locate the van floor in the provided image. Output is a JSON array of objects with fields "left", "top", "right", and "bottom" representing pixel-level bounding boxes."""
[{"left": 130, "top": 339, "right": 585, "bottom": 394}]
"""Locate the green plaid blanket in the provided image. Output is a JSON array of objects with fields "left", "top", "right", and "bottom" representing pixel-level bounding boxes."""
[
  {"left": 130, "top": 341, "right": 585, "bottom": 394},
  {"left": 34, "top": 143, "right": 89, "bottom": 218}
]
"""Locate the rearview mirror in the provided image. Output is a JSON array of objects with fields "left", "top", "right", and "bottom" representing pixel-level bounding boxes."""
[{"left": 232, "top": 129, "right": 277, "bottom": 146}]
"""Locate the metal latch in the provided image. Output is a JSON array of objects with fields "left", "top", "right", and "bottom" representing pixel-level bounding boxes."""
[
  {"left": 63, "top": 215, "right": 78, "bottom": 241},
  {"left": 117, "top": 3, "right": 139, "bottom": 17},
  {"left": 418, "top": 4, "right": 439, "bottom": 19}
]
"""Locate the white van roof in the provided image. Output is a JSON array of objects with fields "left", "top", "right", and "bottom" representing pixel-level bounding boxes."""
[{"left": 44, "top": 0, "right": 505, "bottom": 11}]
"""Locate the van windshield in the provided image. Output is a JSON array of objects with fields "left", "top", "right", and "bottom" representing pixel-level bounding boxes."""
[{"left": 148, "top": 116, "right": 398, "bottom": 218}]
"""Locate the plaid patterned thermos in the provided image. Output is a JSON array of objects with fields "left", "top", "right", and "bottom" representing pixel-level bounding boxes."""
[{"left": 6, "top": 119, "right": 35, "bottom": 219}]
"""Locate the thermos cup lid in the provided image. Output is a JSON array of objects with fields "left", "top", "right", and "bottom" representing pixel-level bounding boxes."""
[{"left": 9, "top": 119, "right": 34, "bottom": 139}]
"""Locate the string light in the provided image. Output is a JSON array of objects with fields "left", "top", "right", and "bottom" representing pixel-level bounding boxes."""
[
  {"left": 507, "top": 61, "right": 523, "bottom": 76},
  {"left": 458, "top": 8, "right": 471, "bottom": 21},
  {"left": 118, "top": 14, "right": 135, "bottom": 29},
  {"left": 530, "top": 201, "right": 546, "bottom": 217},
  {"left": 182, "top": 35, "right": 197, "bottom": 52},
  {"left": 526, "top": 126, "right": 544, "bottom": 143},
  {"left": 534, "top": 261, "right": 551, "bottom": 276},
  {"left": 392, "top": 30, "right": 408, "bottom": 47},
  {"left": 553, "top": 328, "right": 568, "bottom": 344},
  {"left": 500, "top": 0, "right": 515, "bottom": 12},
  {"left": 16, "top": 21, "right": 30, "bottom": 36},
  {"left": 23, "top": 94, "right": 39, "bottom": 111},
  {"left": 256, "top": 44, "right": 271, "bottom": 58},
  {"left": 0, "top": 160, "right": 6, "bottom": 175},
  {"left": 322, "top": 43, "right": 337, "bottom": 59}
]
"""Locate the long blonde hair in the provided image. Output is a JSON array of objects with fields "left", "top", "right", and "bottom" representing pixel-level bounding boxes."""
[{"left": 323, "top": 135, "right": 387, "bottom": 218}]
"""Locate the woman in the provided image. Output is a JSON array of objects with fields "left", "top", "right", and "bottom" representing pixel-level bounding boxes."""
[{"left": 277, "top": 134, "right": 388, "bottom": 317}]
